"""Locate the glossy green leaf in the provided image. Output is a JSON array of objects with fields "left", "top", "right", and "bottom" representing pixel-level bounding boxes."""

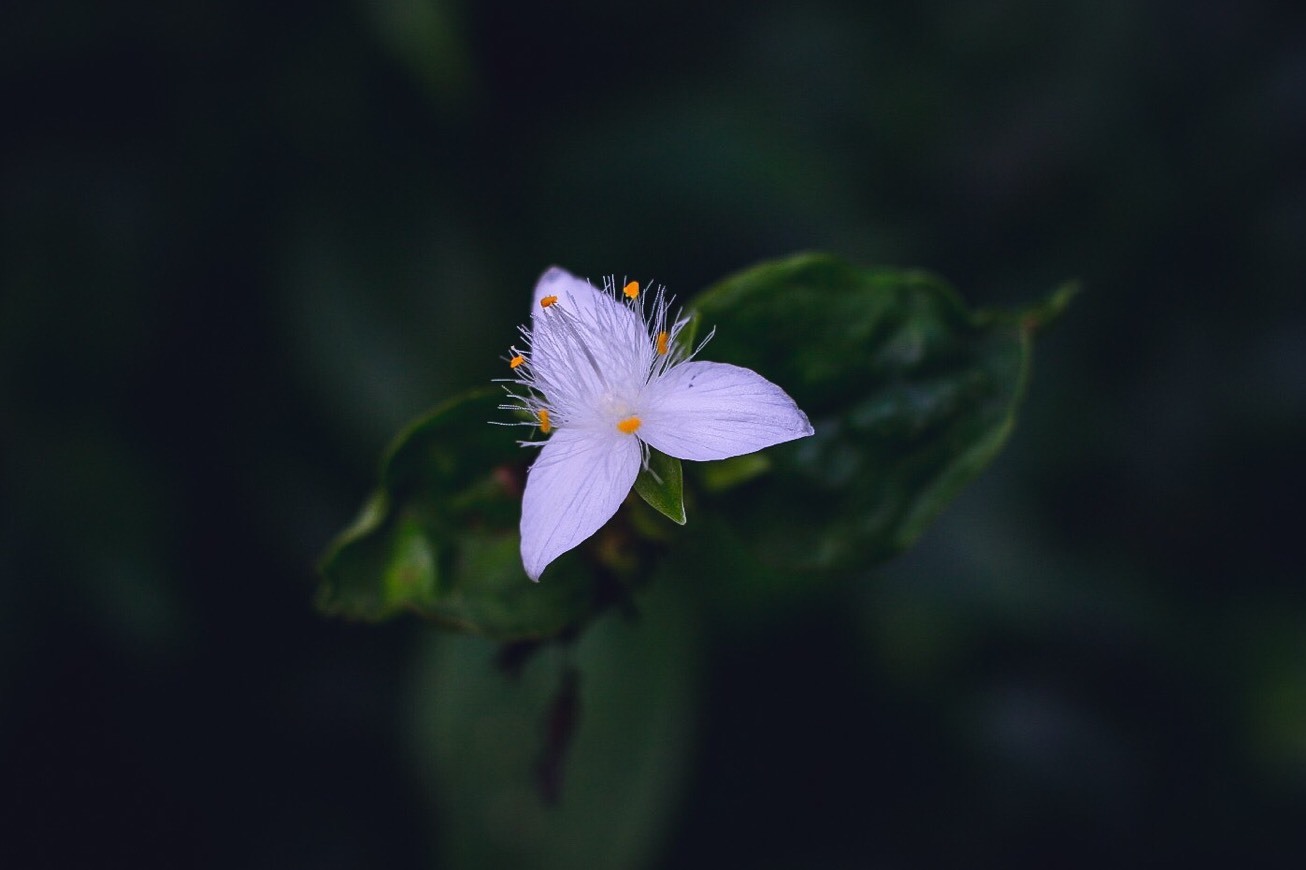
[
  {"left": 633, "top": 447, "right": 686, "bottom": 525},
  {"left": 317, "top": 389, "right": 610, "bottom": 639},
  {"left": 685, "top": 252, "right": 1073, "bottom": 583}
]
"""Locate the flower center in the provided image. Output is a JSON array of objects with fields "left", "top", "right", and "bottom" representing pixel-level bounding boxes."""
[{"left": 616, "top": 415, "right": 641, "bottom": 435}]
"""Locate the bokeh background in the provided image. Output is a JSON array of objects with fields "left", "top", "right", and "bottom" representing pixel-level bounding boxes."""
[{"left": 3, "top": 0, "right": 1304, "bottom": 866}]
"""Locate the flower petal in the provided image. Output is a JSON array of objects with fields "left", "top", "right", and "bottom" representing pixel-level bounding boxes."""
[
  {"left": 638, "top": 361, "right": 814, "bottom": 461},
  {"left": 528, "top": 267, "right": 654, "bottom": 410},
  {"left": 532, "top": 266, "right": 605, "bottom": 319},
  {"left": 520, "top": 427, "right": 642, "bottom": 581}
]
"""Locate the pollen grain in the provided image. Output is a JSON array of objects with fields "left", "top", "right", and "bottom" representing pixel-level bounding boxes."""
[
  {"left": 540, "top": 295, "right": 559, "bottom": 308},
  {"left": 537, "top": 409, "right": 552, "bottom": 433},
  {"left": 509, "top": 354, "right": 525, "bottom": 369},
  {"left": 656, "top": 330, "right": 669, "bottom": 355},
  {"left": 616, "top": 415, "right": 642, "bottom": 434},
  {"left": 622, "top": 281, "right": 640, "bottom": 299}
]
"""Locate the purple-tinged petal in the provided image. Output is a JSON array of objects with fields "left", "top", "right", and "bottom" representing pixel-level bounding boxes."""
[
  {"left": 520, "top": 427, "right": 642, "bottom": 581},
  {"left": 527, "top": 267, "right": 654, "bottom": 404},
  {"left": 532, "top": 266, "right": 605, "bottom": 319},
  {"left": 638, "top": 361, "right": 814, "bottom": 461}
]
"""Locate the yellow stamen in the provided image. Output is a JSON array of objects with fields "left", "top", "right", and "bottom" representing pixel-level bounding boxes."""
[
  {"left": 540, "top": 295, "right": 558, "bottom": 308},
  {"left": 656, "top": 330, "right": 669, "bottom": 355},
  {"left": 537, "top": 409, "right": 551, "bottom": 433},
  {"left": 509, "top": 354, "right": 525, "bottom": 369},
  {"left": 622, "top": 280, "right": 639, "bottom": 299},
  {"left": 616, "top": 415, "right": 641, "bottom": 434}
]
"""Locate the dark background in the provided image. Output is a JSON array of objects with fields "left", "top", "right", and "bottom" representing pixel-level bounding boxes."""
[{"left": 3, "top": 0, "right": 1304, "bottom": 866}]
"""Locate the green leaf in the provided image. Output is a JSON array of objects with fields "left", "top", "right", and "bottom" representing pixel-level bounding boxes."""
[
  {"left": 633, "top": 447, "right": 686, "bottom": 525},
  {"left": 409, "top": 577, "right": 699, "bottom": 870},
  {"left": 317, "top": 389, "right": 611, "bottom": 640},
  {"left": 685, "top": 253, "right": 1071, "bottom": 585}
]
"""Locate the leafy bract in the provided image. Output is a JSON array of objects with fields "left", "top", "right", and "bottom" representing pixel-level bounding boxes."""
[
  {"left": 633, "top": 448, "right": 687, "bottom": 525},
  {"left": 316, "top": 253, "right": 1071, "bottom": 640},
  {"left": 684, "top": 252, "right": 1074, "bottom": 585},
  {"left": 317, "top": 390, "right": 610, "bottom": 639}
]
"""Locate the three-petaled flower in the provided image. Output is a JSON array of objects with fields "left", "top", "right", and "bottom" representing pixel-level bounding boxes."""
[{"left": 500, "top": 267, "right": 814, "bottom": 581}]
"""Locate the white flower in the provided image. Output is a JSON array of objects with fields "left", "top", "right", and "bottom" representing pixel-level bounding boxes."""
[{"left": 500, "top": 266, "right": 814, "bottom": 581}]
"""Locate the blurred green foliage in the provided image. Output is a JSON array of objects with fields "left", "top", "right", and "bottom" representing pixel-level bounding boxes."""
[
  {"left": 3, "top": 0, "right": 1304, "bottom": 867},
  {"left": 316, "top": 252, "right": 1071, "bottom": 868}
]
